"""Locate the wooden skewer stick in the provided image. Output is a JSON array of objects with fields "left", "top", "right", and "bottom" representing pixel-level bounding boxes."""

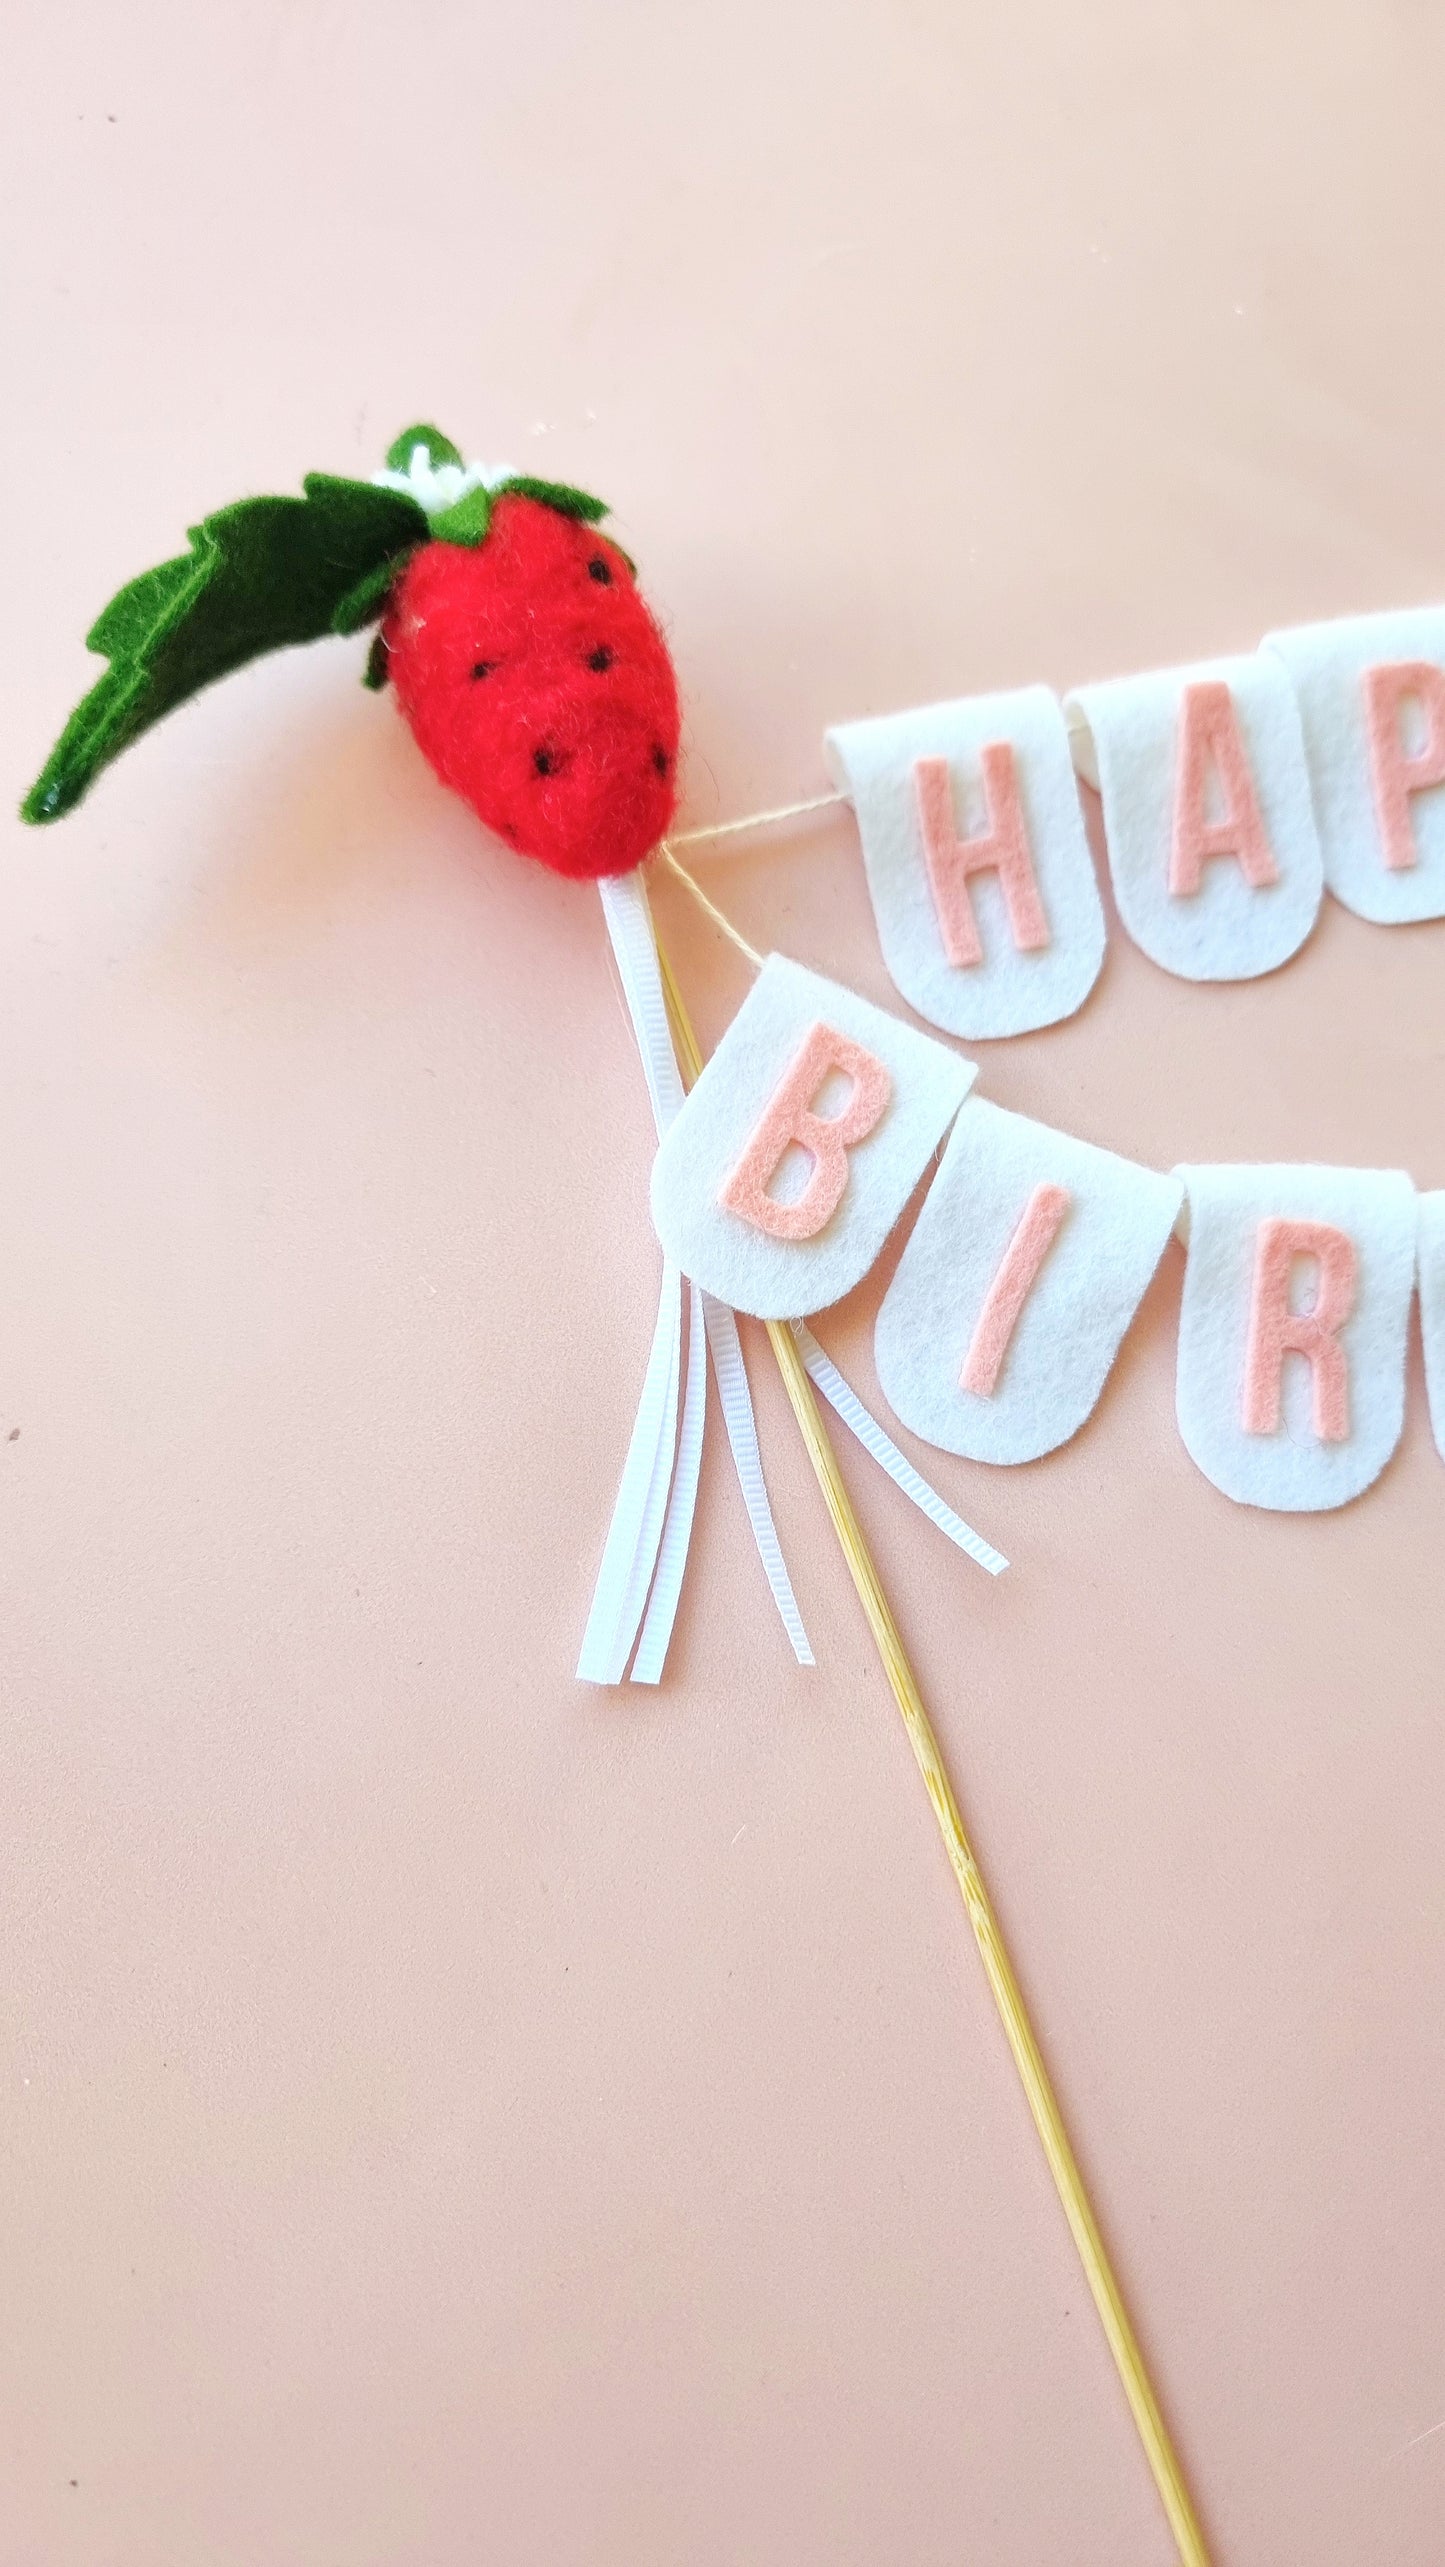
[{"left": 652, "top": 922, "right": 1211, "bottom": 2567}]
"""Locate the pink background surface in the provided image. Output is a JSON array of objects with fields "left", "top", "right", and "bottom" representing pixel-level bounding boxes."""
[{"left": 5, "top": 5, "right": 1445, "bottom": 2560}]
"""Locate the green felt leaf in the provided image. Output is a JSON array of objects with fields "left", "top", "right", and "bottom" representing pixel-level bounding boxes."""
[
  {"left": 428, "top": 483, "right": 493, "bottom": 547},
  {"left": 331, "top": 545, "right": 421, "bottom": 635},
  {"left": 362, "top": 631, "right": 390, "bottom": 691},
  {"left": 22, "top": 475, "right": 429, "bottom": 825},
  {"left": 385, "top": 422, "right": 462, "bottom": 472},
  {"left": 494, "top": 474, "right": 610, "bottom": 523}
]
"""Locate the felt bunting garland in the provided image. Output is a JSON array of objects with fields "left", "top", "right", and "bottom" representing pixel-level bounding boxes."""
[
  {"left": 825, "top": 686, "right": 1106, "bottom": 1035},
  {"left": 822, "top": 612, "right": 1445, "bottom": 1035},
  {"left": 874, "top": 1101, "right": 1183, "bottom": 1464},
  {"left": 649, "top": 953, "right": 1435, "bottom": 1514}
]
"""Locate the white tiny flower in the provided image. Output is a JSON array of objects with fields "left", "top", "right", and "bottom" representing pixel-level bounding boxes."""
[{"left": 371, "top": 444, "right": 515, "bottom": 523}]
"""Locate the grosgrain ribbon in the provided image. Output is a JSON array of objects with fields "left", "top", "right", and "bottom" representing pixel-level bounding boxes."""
[
  {"left": 583, "top": 869, "right": 812, "bottom": 1682},
  {"left": 702, "top": 1292, "right": 814, "bottom": 1667},
  {"left": 793, "top": 1323, "right": 1008, "bottom": 1577},
  {"left": 631, "top": 1277, "right": 707, "bottom": 1684},
  {"left": 574, "top": 1253, "right": 683, "bottom": 1684}
]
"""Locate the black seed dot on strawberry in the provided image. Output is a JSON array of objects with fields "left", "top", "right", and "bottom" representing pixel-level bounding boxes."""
[
  {"left": 588, "top": 558, "right": 612, "bottom": 585},
  {"left": 652, "top": 745, "right": 670, "bottom": 777},
  {"left": 534, "top": 747, "right": 558, "bottom": 777},
  {"left": 586, "top": 645, "right": 614, "bottom": 672},
  {"left": 471, "top": 660, "right": 496, "bottom": 681}
]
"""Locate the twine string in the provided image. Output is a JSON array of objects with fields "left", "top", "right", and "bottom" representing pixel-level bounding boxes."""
[
  {"left": 654, "top": 784, "right": 855, "bottom": 960},
  {"left": 656, "top": 845, "right": 766, "bottom": 968},
  {"left": 667, "top": 789, "right": 848, "bottom": 850}
]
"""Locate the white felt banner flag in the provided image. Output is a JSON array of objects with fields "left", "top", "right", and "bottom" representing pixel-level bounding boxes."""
[
  {"left": 1174, "top": 1164, "right": 1417, "bottom": 1512},
  {"left": 1416, "top": 1191, "right": 1445, "bottom": 1464},
  {"left": 1065, "top": 652, "right": 1324, "bottom": 981},
  {"left": 1263, "top": 607, "right": 1445, "bottom": 924},
  {"left": 874, "top": 1098, "right": 1182, "bottom": 1462},
  {"left": 825, "top": 688, "right": 1106, "bottom": 1038},
  {"left": 650, "top": 955, "right": 974, "bottom": 1319}
]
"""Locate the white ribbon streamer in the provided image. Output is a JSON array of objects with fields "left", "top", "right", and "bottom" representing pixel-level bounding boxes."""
[
  {"left": 793, "top": 1323, "right": 1009, "bottom": 1577},
  {"left": 632, "top": 1278, "right": 708, "bottom": 1684},
  {"left": 586, "top": 869, "right": 811, "bottom": 1683},
  {"left": 575, "top": 1257, "right": 682, "bottom": 1683},
  {"left": 703, "top": 1294, "right": 815, "bottom": 1665},
  {"left": 577, "top": 872, "right": 689, "bottom": 1685},
  {"left": 598, "top": 869, "right": 685, "bottom": 1137}
]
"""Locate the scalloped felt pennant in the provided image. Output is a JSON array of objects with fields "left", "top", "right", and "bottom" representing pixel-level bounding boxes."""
[
  {"left": 1173, "top": 1164, "right": 1417, "bottom": 1512},
  {"left": 1064, "top": 652, "right": 1324, "bottom": 981},
  {"left": 826, "top": 686, "right": 1105, "bottom": 1037},
  {"left": 874, "top": 1098, "right": 1182, "bottom": 1463},
  {"left": 1416, "top": 1191, "right": 1445, "bottom": 1464},
  {"left": 649, "top": 955, "right": 975, "bottom": 1318},
  {"left": 1263, "top": 606, "right": 1445, "bottom": 923}
]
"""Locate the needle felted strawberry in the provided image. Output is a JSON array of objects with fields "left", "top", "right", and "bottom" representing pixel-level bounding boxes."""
[{"left": 22, "top": 424, "right": 681, "bottom": 880}]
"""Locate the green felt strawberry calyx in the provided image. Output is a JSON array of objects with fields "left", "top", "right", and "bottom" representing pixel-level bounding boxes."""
[
  {"left": 378, "top": 423, "right": 611, "bottom": 549},
  {"left": 424, "top": 473, "right": 613, "bottom": 551},
  {"left": 427, "top": 482, "right": 494, "bottom": 547},
  {"left": 384, "top": 424, "right": 463, "bottom": 473},
  {"left": 493, "top": 474, "right": 610, "bottom": 525}
]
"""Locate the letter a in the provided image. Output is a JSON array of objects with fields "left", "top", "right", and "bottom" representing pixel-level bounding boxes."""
[{"left": 1170, "top": 681, "right": 1281, "bottom": 896}]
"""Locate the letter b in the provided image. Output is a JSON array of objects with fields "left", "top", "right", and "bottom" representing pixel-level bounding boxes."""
[{"left": 719, "top": 1021, "right": 892, "bottom": 1241}]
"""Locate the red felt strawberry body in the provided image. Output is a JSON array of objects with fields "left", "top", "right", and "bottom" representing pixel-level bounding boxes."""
[{"left": 385, "top": 495, "right": 680, "bottom": 880}]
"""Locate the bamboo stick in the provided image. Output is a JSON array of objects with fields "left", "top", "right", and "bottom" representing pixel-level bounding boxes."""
[{"left": 653, "top": 925, "right": 1210, "bottom": 2567}]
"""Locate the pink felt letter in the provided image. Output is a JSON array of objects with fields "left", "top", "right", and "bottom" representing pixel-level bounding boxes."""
[
  {"left": 960, "top": 1183, "right": 1071, "bottom": 1397},
  {"left": 914, "top": 748, "right": 1050, "bottom": 968},
  {"left": 1169, "top": 681, "right": 1281, "bottom": 897},
  {"left": 719, "top": 1021, "right": 892, "bottom": 1242},
  {"left": 1242, "top": 1218, "right": 1356, "bottom": 1442},
  {"left": 1362, "top": 660, "right": 1445, "bottom": 871}
]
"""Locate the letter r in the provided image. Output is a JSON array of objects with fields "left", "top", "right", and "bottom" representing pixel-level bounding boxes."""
[{"left": 1242, "top": 1217, "right": 1356, "bottom": 1442}]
